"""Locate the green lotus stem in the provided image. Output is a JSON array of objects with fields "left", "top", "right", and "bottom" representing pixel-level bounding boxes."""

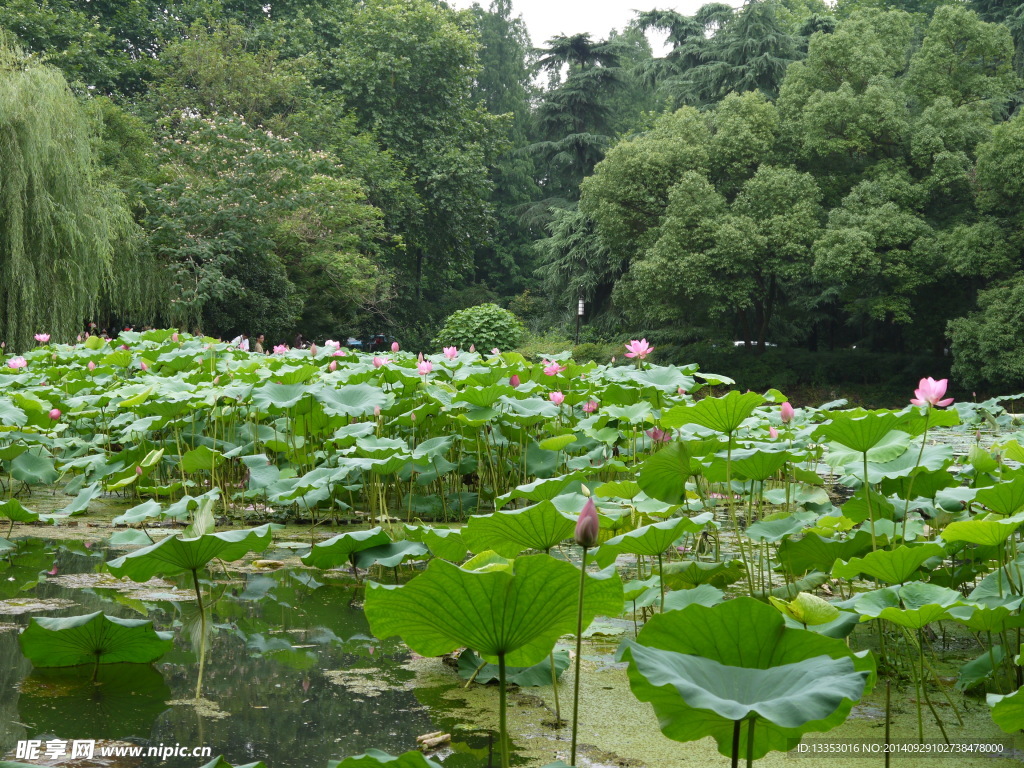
[
  {"left": 570, "top": 544, "right": 589, "bottom": 766},
  {"left": 745, "top": 717, "right": 755, "bottom": 768},
  {"left": 498, "top": 652, "right": 509, "bottom": 768},
  {"left": 657, "top": 553, "right": 664, "bottom": 611},
  {"left": 730, "top": 720, "right": 741, "bottom": 768},
  {"left": 901, "top": 410, "right": 929, "bottom": 541},
  {"left": 884, "top": 678, "right": 891, "bottom": 768},
  {"left": 549, "top": 650, "right": 561, "bottom": 725},
  {"left": 192, "top": 568, "right": 207, "bottom": 700}
]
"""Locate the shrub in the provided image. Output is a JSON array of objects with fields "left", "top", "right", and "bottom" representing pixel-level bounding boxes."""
[{"left": 433, "top": 303, "right": 526, "bottom": 351}]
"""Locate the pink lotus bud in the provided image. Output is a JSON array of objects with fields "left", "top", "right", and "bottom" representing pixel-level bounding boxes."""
[
  {"left": 172, "top": 332, "right": 179, "bottom": 342},
  {"left": 469, "top": 344, "right": 476, "bottom": 353},
  {"left": 87, "top": 361, "right": 96, "bottom": 371},
  {"left": 678, "top": 387, "right": 687, "bottom": 395},
  {"left": 575, "top": 497, "right": 600, "bottom": 548},
  {"left": 391, "top": 341, "right": 400, "bottom": 352},
  {"left": 77, "top": 334, "right": 82, "bottom": 343},
  {"left": 374, "top": 406, "right": 381, "bottom": 417},
  {"left": 135, "top": 465, "right": 143, "bottom": 475},
  {"left": 769, "top": 426, "right": 778, "bottom": 439},
  {"left": 410, "top": 411, "right": 417, "bottom": 422},
  {"left": 120, "top": 344, "right": 129, "bottom": 350},
  {"left": 310, "top": 343, "right": 318, "bottom": 356},
  {"left": 418, "top": 352, "right": 424, "bottom": 362},
  {"left": 510, "top": 375, "right": 520, "bottom": 388},
  {"left": 48, "top": 408, "right": 61, "bottom": 420},
  {"left": 140, "top": 362, "right": 148, "bottom": 371},
  {"left": 328, "top": 360, "right": 337, "bottom": 372},
  {"left": 780, "top": 402, "right": 795, "bottom": 424},
  {"left": 611, "top": 356, "right": 616, "bottom": 363},
  {"left": 549, "top": 391, "right": 565, "bottom": 405},
  {"left": 491, "top": 348, "right": 500, "bottom": 355},
  {"left": 1, "top": 342, "right": 5, "bottom": 349},
  {"left": 583, "top": 400, "right": 598, "bottom": 413},
  {"left": 213, "top": 376, "right": 220, "bottom": 384}
]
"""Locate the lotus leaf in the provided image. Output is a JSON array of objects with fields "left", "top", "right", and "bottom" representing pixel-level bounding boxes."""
[
  {"left": 636, "top": 443, "right": 692, "bottom": 504},
  {"left": 853, "top": 582, "right": 965, "bottom": 628},
  {"left": 594, "top": 513, "right": 713, "bottom": 568},
  {"left": 107, "top": 524, "right": 276, "bottom": 581},
  {"left": 814, "top": 411, "right": 902, "bottom": 454},
  {"left": 328, "top": 750, "right": 442, "bottom": 768},
  {"left": 301, "top": 527, "right": 392, "bottom": 569},
  {"left": 11, "top": 451, "right": 58, "bottom": 485},
  {"left": 458, "top": 648, "right": 570, "bottom": 686},
  {"left": 623, "top": 598, "right": 873, "bottom": 760},
  {"left": 364, "top": 553, "right": 623, "bottom": 667},
  {"left": 769, "top": 592, "right": 840, "bottom": 626},
  {"left": 976, "top": 476, "right": 1024, "bottom": 516},
  {"left": 987, "top": 688, "right": 1024, "bottom": 732},
  {"left": 832, "top": 543, "right": 945, "bottom": 584},
  {"left": 0, "top": 498, "right": 39, "bottom": 533},
  {"left": 19, "top": 611, "right": 173, "bottom": 666},
  {"left": 661, "top": 390, "right": 765, "bottom": 433},
  {"left": 463, "top": 500, "right": 577, "bottom": 557},
  {"left": 942, "top": 511, "right": 1024, "bottom": 546},
  {"left": 198, "top": 758, "right": 268, "bottom": 768},
  {"left": 661, "top": 584, "right": 724, "bottom": 611},
  {"left": 353, "top": 541, "right": 428, "bottom": 569}
]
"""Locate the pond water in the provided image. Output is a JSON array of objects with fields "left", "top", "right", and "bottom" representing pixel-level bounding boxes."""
[{"left": 0, "top": 538, "right": 501, "bottom": 768}]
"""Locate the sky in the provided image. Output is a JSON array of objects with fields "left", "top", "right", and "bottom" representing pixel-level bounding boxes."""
[{"left": 448, "top": 0, "right": 744, "bottom": 54}]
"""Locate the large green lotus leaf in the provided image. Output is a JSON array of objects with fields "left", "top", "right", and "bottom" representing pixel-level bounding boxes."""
[
  {"left": 364, "top": 553, "right": 623, "bottom": 667},
  {"left": 881, "top": 466, "right": 959, "bottom": 500},
  {"left": 825, "top": 430, "right": 911, "bottom": 469},
  {"left": 0, "top": 498, "right": 40, "bottom": 527},
  {"left": 968, "top": 557, "right": 1024, "bottom": 608},
  {"left": 948, "top": 604, "right": 1024, "bottom": 633},
  {"left": 458, "top": 648, "right": 570, "bottom": 687},
  {"left": 623, "top": 598, "right": 873, "bottom": 760},
  {"left": 745, "top": 513, "right": 815, "bottom": 543},
  {"left": 316, "top": 384, "right": 388, "bottom": 418},
  {"left": 354, "top": 541, "right": 428, "bottom": 569},
  {"left": 11, "top": 451, "right": 58, "bottom": 485},
  {"left": 112, "top": 499, "right": 163, "bottom": 525},
  {"left": 419, "top": 527, "right": 467, "bottom": 562},
  {"left": 55, "top": 481, "right": 103, "bottom": 517},
  {"left": 250, "top": 382, "right": 308, "bottom": 411},
  {"left": 595, "top": 480, "right": 642, "bottom": 499},
  {"left": 661, "top": 559, "right": 746, "bottom": 590},
  {"left": 864, "top": 443, "right": 953, "bottom": 482},
  {"left": 180, "top": 444, "right": 225, "bottom": 474},
  {"left": 975, "top": 476, "right": 1024, "bottom": 516},
  {"left": 988, "top": 689, "right": 1024, "bottom": 733},
  {"left": 301, "top": 527, "right": 391, "bottom": 569},
  {"left": 0, "top": 397, "right": 27, "bottom": 426},
  {"left": 776, "top": 531, "right": 874, "bottom": 575},
  {"left": 603, "top": 402, "right": 654, "bottom": 424},
  {"left": 661, "top": 390, "right": 765, "bottom": 433},
  {"left": 637, "top": 442, "right": 691, "bottom": 504},
  {"left": 328, "top": 749, "right": 442, "bottom": 768},
  {"left": 729, "top": 447, "right": 790, "bottom": 482},
  {"left": 495, "top": 472, "right": 587, "bottom": 508},
  {"left": 854, "top": 583, "right": 965, "bottom": 628},
  {"left": 832, "top": 543, "right": 945, "bottom": 584},
  {"left": 814, "top": 411, "right": 902, "bottom": 454},
  {"left": 839, "top": 487, "right": 895, "bottom": 524},
  {"left": 595, "top": 513, "right": 714, "bottom": 568},
  {"left": 106, "top": 524, "right": 275, "bottom": 580},
  {"left": 463, "top": 501, "right": 577, "bottom": 557},
  {"left": 662, "top": 584, "right": 724, "bottom": 611},
  {"left": 942, "top": 511, "right": 1024, "bottom": 546},
  {"left": 19, "top": 611, "right": 173, "bottom": 666}
]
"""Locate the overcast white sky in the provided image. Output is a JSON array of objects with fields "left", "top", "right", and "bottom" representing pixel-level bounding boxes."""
[{"left": 448, "top": 0, "right": 744, "bottom": 53}]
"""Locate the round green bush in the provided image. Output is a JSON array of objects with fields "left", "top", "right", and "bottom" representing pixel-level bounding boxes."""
[{"left": 432, "top": 303, "right": 526, "bottom": 352}]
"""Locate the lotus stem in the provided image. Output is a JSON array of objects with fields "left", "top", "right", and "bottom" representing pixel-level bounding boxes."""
[
  {"left": 498, "top": 652, "right": 509, "bottom": 768},
  {"left": 192, "top": 568, "right": 207, "bottom": 700},
  {"left": 884, "top": 678, "right": 891, "bottom": 768},
  {"left": 730, "top": 720, "right": 741, "bottom": 768},
  {"left": 745, "top": 717, "right": 755, "bottom": 768},
  {"left": 901, "top": 411, "right": 929, "bottom": 541},
  {"left": 863, "top": 453, "right": 876, "bottom": 552},
  {"left": 550, "top": 650, "right": 561, "bottom": 725},
  {"left": 570, "top": 544, "right": 588, "bottom": 765},
  {"left": 657, "top": 553, "right": 664, "bottom": 612}
]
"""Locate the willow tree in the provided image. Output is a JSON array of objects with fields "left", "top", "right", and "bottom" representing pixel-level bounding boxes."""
[{"left": 0, "top": 39, "right": 144, "bottom": 351}]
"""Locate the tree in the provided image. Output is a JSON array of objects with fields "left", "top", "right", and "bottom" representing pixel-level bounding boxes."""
[
  {"left": 949, "top": 275, "right": 1024, "bottom": 389},
  {"left": 0, "top": 41, "right": 149, "bottom": 350}
]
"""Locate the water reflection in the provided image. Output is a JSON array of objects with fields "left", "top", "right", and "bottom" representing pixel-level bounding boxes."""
[{"left": 0, "top": 540, "right": 492, "bottom": 768}]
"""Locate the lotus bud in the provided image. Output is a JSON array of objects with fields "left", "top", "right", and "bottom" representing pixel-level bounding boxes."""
[
  {"left": 310, "top": 343, "right": 318, "bottom": 356},
  {"left": 391, "top": 341, "right": 400, "bottom": 352},
  {"left": 88, "top": 361, "right": 96, "bottom": 371},
  {"left": 491, "top": 348, "right": 500, "bottom": 355},
  {"left": 574, "top": 498, "right": 600, "bottom": 549},
  {"left": 49, "top": 408, "right": 61, "bottom": 420},
  {"left": 678, "top": 387, "right": 687, "bottom": 395},
  {"left": 418, "top": 352, "right": 424, "bottom": 362},
  {"left": 549, "top": 391, "right": 565, "bottom": 405},
  {"left": 172, "top": 332, "right": 179, "bottom": 342},
  {"left": 1, "top": 342, "right": 5, "bottom": 349},
  {"left": 51, "top": 354, "right": 57, "bottom": 361},
  {"left": 469, "top": 344, "right": 476, "bottom": 353},
  {"left": 135, "top": 465, "right": 143, "bottom": 475},
  {"left": 769, "top": 426, "right": 778, "bottom": 439},
  {"left": 140, "top": 362, "right": 148, "bottom": 371},
  {"left": 780, "top": 402, "right": 795, "bottom": 424},
  {"left": 581, "top": 483, "right": 591, "bottom": 498},
  {"left": 329, "top": 360, "right": 337, "bottom": 372},
  {"left": 213, "top": 376, "right": 220, "bottom": 384},
  {"left": 374, "top": 405, "right": 381, "bottom": 417},
  {"left": 510, "top": 375, "right": 520, "bottom": 388},
  {"left": 411, "top": 411, "right": 417, "bottom": 422}
]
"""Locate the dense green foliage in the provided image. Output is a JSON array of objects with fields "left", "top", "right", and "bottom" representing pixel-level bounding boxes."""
[{"left": 3, "top": 0, "right": 1024, "bottom": 388}]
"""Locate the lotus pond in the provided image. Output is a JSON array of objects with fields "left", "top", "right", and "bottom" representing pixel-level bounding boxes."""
[{"left": 0, "top": 330, "right": 1023, "bottom": 768}]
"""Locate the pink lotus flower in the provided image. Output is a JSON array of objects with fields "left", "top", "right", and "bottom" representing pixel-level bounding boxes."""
[
  {"left": 582, "top": 400, "right": 599, "bottom": 413},
  {"left": 373, "top": 356, "right": 389, "bottom": 368},
  {"left": 87, "top": 361, "right": 96, "bottom": 371},
  {"left": 769, "top": 426, "right": 778, "bottom": 439},
  {"left": 172, "top": 332, "right": 179, "bottom": 342},
  {"left": 34, "top": 333, "right": 50, "bottom": 343},
  {"left": 509, "top": 374, "right": 520, "bottom": 388},
  {"left": 646, "top": 427, "right": 671, "bottom": 443},
  {"left": 391, "top": 341, "right": 400, "bottom": 352},
  {"left": 574, "top": 497, "right": 600, "bottom": 548},
  {"left": 310, "top": 343, "right": 318, "bottom": 356},
  {"left": 46, "top": 565, "right": 58, "bottom": 576},
  {"left": 120, "top": 344, "right": 129, "bottom": 350},
  {"left": 780, "top": 402, "right": 795, "bottom": 424},
  {"left": 328, "top": 361, "right": 337, "bottom": 372},
  {"left": 549, "top": 391, "right": 565, "bottom": 405},
  {"left": 417, "top": 360, "right": 433, "bottom": 376},
  {"left": 491, "top": 348, "right": 500, "bottom": 355},
  {"left": 7, "top": 357, "right": 26, "bottom": 369},
  {"left": 49, "top": 408, "right": 61, "bottom": 420},
  {"left": 273, "top": 344, "right": 288, "bottom": 354},
  {"left": 443, "top": 346, "right": 458, "bottom": 360},
  {"left": 543, "top": 360, "right": 566, "bottom": 376},
  {"left": 333, "top": 348, "right": 346, "bottom": 357},
  {"left": 625, "top": 339, "right": 653, "bottom": 360},
  {"left": 911, "top": 377, "right": 954, "bottom": 408},
  {"left": 677, "top": 387, "right": 687, "bottom": 396}
]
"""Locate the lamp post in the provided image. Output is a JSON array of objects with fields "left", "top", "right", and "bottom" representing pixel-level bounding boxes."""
[{"left": 575, "top": 297, "right": 584, "bottom": 346}]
